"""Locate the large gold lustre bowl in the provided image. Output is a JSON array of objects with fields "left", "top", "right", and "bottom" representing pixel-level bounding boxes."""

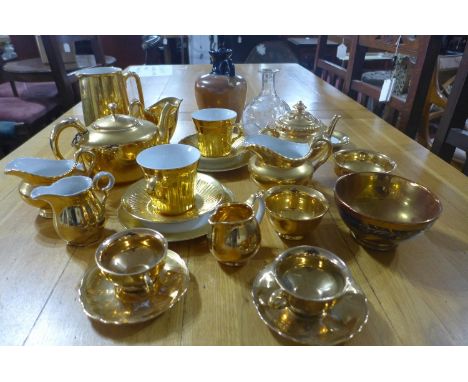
[{"left": 334, "top": 172, "right": 442, "bottom": 251}]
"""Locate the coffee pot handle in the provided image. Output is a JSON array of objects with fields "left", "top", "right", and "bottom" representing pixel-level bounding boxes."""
[
  {"left": 73, "top": 148, "right": 96, "bottom": 176},
  {"left": 92, "top": 171, "right": 115, "bottom": 205},
  {"left": 311, "top": 138, "right": 332, "bottom": 172},
  {"left": 123, "top": 71, "right": 145, "bottom": 118},
  {"left": 245, "top": 191, "right": 265, "bottom": 223},
  {"left": 50, "top": 117, "right": 88, "bottom": 160}
]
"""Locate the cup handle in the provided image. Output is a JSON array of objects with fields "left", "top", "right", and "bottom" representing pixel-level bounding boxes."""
[
  {"left": 268, "top": 289, "right": 288, "bottom": 310},
  {"left": 73, "top": 148, "right": 96, "bottom": 176},
  {"left": 92, "top": 171, "right": 115, "bottom": 205},
  {"left": 245, "top": 191, "right": 265, "bottom": 223},
  {"left": 232, "top": 122, "right": 244, "bottom": 138},
  {"left": 143, "top": 274, "right": 154, "bottom": 293},
  {"left": 310, "top": 138, "right": 332, "bottom": 172},
  {"left": 124, "top": 71, "right": 145, "bottom": 118}
]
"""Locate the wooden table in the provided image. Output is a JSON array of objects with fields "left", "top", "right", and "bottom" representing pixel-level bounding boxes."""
[{"left": 1, "top": 64, "right": 467, "bottom": 345}]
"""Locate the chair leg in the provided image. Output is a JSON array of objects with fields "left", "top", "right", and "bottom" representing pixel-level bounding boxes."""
[{"left": 463, "top": 154, "right": 468, "bottom": 176}]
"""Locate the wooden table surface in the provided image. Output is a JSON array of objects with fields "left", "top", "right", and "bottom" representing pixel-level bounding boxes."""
[{"left": 1, "top": 63, "right": 467, "bottom": 346}]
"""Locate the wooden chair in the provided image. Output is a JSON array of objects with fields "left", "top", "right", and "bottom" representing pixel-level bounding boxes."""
[
  {"left": 313, "top": 35, "right": 362, "bottom": 93},
  {"left": 431, "top": 44, "right": 468, "bottom": 175},
  {"left": 40, "top": 36, "right": 107, "bottom": 110},
  {"left": 347, "top": 35, "right": 442, "bottom": 139}
]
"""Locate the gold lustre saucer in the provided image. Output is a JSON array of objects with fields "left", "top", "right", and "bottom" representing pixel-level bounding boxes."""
[
  {"left": 118, "top": 185, "right": 234, "bottom": 242},
  {"left": 121, "top": 173, "right": 225, "bottom": 224},
  {"left": 251, "top": 264, "right": 368, "bottom": 345},
  {"left": 179, "top": 134, "right": 250, "bottom": 172},
  {"left": 78, "top": 249, "right": 189, "bottom": 325}
]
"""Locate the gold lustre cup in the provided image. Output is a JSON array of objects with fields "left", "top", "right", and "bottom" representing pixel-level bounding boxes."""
[
  {"left": 270, "top": 246, "right": 351, "bottom": 317},
  {"left": 192, "top": 108, "right": 240, "bottom": 157},
  {"left": 95, "top": 228, "right": 168, "bottom": 297},
  {"left": 264, "top": 185, "right": 329, "bottom": 240},
  {"left": 136, "top": 144, "right": 200, "bottom": 215}
]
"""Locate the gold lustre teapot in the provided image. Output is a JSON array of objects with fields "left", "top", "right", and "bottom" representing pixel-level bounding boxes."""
[
  {"left": 50, "top": 103, "right": 176, "bottom": 184},
  {"left": 262, "top": 101, "right": 341, "bottom": 143}
]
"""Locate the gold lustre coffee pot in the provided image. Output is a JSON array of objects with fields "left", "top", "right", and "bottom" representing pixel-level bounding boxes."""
[{"left": 76, "top": 66, "right": 182, "bottom": 138}]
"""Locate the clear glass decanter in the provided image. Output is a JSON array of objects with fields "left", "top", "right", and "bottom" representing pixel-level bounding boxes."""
[{"left": 242, "top": 68, "right": 290, "bottom": 136}]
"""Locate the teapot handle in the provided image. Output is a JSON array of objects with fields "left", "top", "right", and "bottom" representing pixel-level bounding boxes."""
[
  {"left": 245, "top": 191, "right": 265, "bottom": 223},
  {"left": 310, "top": 138, "right": 332, "bottom": 172},
  {"left": 73, "top": 148, "right": 96, "bottom": 176},
  {"left": 50, "top": 117, "right": 88, "bottom": 160},
  {"left": 92, "top": 171, "right": 115, "bottom": 205},
  {"left": 123, "top": 71, "right": 145, "bottom": 118}
]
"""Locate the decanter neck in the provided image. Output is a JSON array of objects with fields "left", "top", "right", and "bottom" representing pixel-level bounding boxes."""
[{"left": 260, "top": 69, "right": 278, "bottom": 96}]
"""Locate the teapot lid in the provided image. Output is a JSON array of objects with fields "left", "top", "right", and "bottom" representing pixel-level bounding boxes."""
[
  {"left": 84, "top": 104, "right": 157, "bottom": 147},
  {"left": 270, "top": 101, "right": 327, "bottom": 136}
]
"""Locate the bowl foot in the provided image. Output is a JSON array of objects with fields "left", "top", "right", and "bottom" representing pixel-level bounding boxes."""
[{"left": 350, "top": 231, "right": 397, "bottom": 252}]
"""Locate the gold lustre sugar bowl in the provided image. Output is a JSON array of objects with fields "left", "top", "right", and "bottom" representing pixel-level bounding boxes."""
[
  {"left": 261, "top": 100, "right": 341, "bottom": 143},
  {"left": 264, "top": 185, "right": 328, "bottom": 240},
  {"left": 334, "top": 172, "right": 442, "bottom": 251},
  {"left": 334, "top": 149, "right": 396, "bottom": 176},
  {"left": 269, "top": 246, "right": 355, "bottom": 317},
  {"left": 49, "top": 101, "right": 180, "bottom": 184},
  {"left": 95, "top": 228, "right": 168, "bottom": 298}
]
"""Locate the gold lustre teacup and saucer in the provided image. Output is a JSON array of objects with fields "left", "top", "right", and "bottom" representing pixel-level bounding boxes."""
[
  {"left": 136, "top": 144, "right": 200, "bottom": 216},
  {"left": 191, "top": 108, "right": 244, "bottom": 158},
  {"left": 79, "top": 228, "right": 189, "bottom": 324},
  {"left": 251, "top": 246, "right": 368, "bottom": 345},
  {"left": 118, "top": 166, "right": 233, "bottom": 241}
]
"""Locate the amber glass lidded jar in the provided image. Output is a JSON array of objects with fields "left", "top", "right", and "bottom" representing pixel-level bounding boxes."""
[{"left": 194, "top": 48, "right": 247, "bottom": 122}]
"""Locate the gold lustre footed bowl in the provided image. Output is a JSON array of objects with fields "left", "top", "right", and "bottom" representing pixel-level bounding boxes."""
[
  {"left": 334, "top": 149, "right": 396, "bottom": 176},
  {"left": 264, "top": 185, "right": 329, "bottom": 240},
  {"left": 334, "top": 172, "right": 442, "bottom": 251}
]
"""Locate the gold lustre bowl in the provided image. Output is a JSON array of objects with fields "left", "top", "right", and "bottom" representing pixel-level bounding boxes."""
[
  {"left": 334, "top": 172, "right": 442, "bottom": 251},
  {"left": 334, "top": 149, "right": 396, "bottom": 176},
  {"left": 264, "top": 185, "right": 328, "bottom": 240}
]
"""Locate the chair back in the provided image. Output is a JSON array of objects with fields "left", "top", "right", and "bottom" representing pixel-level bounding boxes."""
[
  {"left": 40, "top": 36, "right": 106, "bottom": 110},
  {"left": 431, "top": 44, "right": 468, "bottom": 175},
  {"left": 347, "top": 35, "right": 442, "bottom": 138},
  {"left": 313, "top": 35, "right": 359, "bottom": 92}
]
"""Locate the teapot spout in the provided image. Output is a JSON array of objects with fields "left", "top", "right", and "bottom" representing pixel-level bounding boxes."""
[
  {"left": 325, "top": 114, "right": 342, "bottom": 137},
  {"left": 144, "top": 97, "right": 182, "bottom": 144}
]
